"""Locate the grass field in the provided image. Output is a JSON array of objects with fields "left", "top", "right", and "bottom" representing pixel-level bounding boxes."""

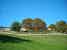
[{"left": 0, "top": 32, "right": 67, "bottom": 50}]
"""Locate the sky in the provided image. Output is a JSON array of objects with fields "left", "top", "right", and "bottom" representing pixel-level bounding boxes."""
[{"left": 0, "top": 0, "right": 67, "bottom": 27}]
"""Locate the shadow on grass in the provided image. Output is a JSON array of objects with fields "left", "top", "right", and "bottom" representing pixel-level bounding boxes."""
[{"left": 0, "top": 35, "right": 31, "bottom": 43}]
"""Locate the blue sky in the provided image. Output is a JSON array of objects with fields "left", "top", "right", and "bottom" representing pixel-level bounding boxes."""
[{"left": 0, "top": 0, "right": 67, "bottom": 27}]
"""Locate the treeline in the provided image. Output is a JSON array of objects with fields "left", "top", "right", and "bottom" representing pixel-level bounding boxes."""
[
  {"left": 48, "top": 21, "right": 67, "bottom": 33},
  {"left": 11, "top": 18, "right": 67, "bottom": 33}
]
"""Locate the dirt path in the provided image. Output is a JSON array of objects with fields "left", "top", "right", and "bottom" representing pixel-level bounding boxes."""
[{"left": 0, "top": 32, "right": 67, "bottom": 37}]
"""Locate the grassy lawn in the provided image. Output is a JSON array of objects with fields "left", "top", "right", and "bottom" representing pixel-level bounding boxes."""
[{"left": 0, "top": 32, "right": 67, "bottom": 50}]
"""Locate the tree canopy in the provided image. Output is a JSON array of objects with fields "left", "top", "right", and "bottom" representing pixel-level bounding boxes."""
[
  {"left": 10, "top": 18, "right": 67, "bottom": 33},
  {"left": 11, "top": 21, "right": 21, "bottom": 32}
]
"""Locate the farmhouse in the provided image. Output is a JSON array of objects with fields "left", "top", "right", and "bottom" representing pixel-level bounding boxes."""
[{"left": 20, "top": 27, "right": 28, "bottom": 32}]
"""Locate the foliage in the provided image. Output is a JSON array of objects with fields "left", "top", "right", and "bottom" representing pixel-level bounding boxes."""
[
  {"left": 10, "top": 18, "right": 67, "bottom": 33},
  {"left": 48, "top": 24, "right": 56, "bottom": 31},
  {"left": 56, "top": 20, "right": 66, "bottom": 33},
  {"left": 22, "top": 18, "right": 47, "bottom": 32},
  {"left": 11, "top": 21, "right": 21, "bottom": 32}
]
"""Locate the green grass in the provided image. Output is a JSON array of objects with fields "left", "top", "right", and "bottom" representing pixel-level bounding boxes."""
[{"left": 0, "top": 33, "right": 67, "bottom": 50}]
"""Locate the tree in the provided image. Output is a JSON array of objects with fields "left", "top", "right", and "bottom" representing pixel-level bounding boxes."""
[
  {"left": 39, "top": 21, "right": 47, "bottom": 31},
  {"left": 11, "top": 21, "right": 21, "bottom": 32},
  {"left": 64, "top": 24, "right": 67, "bottom": 32},
  {"left": 22, "top": 18, "right": 33, "bottom": 24},
  {"left": 48, "top": 24, "right": 56, "bottom": 31},
  {"left": 22, "top": 18, "right": 47, "bottom": 32},
  {"left": 33, "top": 18, "right": 47, "bottom": 32},
  {"left": 56, "top": 20, "right": 66, "bottom": 33},
  {"left": 22, "top": 18, "right": 33, "bottom": 31}
]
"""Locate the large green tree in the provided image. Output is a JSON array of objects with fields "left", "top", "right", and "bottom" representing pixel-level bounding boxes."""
[
  {"left": 11, "top": 21, "right": 21, "bottom": 32},
  {"left": 56, "top": 20, "right": 66, "bottom": 33},
  {"left": 64, "top": 24, "right": 67, "bottom": 32}
]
